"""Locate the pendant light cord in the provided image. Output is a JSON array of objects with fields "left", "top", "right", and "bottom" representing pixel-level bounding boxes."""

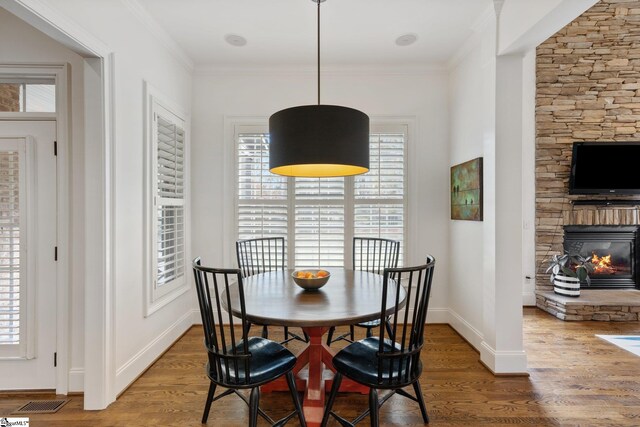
[{"left": 317, "top": 0, "right": 321, "bottom": 105}]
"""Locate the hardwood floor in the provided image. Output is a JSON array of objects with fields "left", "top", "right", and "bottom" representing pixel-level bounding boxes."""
[{"left": 2, "top": 308, "right": 640, "bottom": 426}]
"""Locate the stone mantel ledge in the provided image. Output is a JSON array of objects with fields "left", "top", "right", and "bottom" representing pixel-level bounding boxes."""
[{"left": 536, "top": 290, "right": 640, "bottom": 321}]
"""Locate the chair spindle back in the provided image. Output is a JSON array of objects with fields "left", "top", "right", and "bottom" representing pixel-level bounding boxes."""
[
  {"left": 377, "top": 256, "right": 435, "bottom": 386},
  {"left": 236, "top": 237, "right": 286, "bottom": 278},
  {"left": 192, "top": 257, "right": 252, "bottom": 385},
  {"left": 353, "top": 237, "right": 400, "bottom": 274}
]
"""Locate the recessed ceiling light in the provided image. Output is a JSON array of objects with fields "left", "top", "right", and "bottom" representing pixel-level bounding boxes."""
[
  {"left": 225, "top": 34, "right": 247, "bottom": 47},
  {"left": 395, "top": 33, "right": 417, "bottom": 47}
]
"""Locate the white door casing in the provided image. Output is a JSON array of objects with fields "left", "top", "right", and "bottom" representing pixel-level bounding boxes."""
[{"left": 0, "top": 121, "right": 57, "bottom": 389}]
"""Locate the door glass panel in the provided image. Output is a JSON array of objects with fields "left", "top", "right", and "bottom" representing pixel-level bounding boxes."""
[
  {"left": 0, "top": 149, "right": 21, "bottom": 346},
  {"left": 0, "top": 81, "right": 55, "bottom": 113}
]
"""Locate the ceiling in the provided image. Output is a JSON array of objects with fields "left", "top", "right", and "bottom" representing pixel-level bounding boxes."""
[{"left": 137, "top": 0, "right": 492, "bottom": 67}]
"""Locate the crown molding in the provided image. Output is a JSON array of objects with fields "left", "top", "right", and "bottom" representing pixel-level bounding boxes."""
[
  {"left": 447, "top": 4, "right": 496, "bottom": 70},
  {"left": 1, "top": 0, "right": 111, "bottom": 57},
  {"left": 194, "top": 63, "right": 447, "bottom": 78},
  {"left": 120, "top": 0, "right": 194, "bottom": 72}
]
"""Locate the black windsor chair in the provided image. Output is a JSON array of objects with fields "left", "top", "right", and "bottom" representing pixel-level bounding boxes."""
[
  {"left": 192, "top": 258, "right": 306, "bottom": 427},
  {"left": 236, "top": 237, "right": 308, "bottom": 344},
  {"left": 326, "top": 237, "right": 400, "bottom": 345},
  {"left": 321, "top": 256, "right": 436, "bottom": 427}
]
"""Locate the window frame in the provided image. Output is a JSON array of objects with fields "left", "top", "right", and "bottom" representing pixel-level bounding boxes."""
[
  {"left": 143, "top": 82, "right": 190, "bottom": 317},
  {"left": 232, "top": 121, "right": 409, "bottom": 269}
]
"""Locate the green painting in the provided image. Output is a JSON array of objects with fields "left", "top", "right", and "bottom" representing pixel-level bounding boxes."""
[{"left": 451, "top": 157, "right": 483, "bottom": 221}]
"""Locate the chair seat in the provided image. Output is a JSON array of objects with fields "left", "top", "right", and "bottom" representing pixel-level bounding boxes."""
[
  {"left": 332, "top": 337, "right": 422, "bottom": 388},
  {"left": 207, "top": 337, "right": 296, "bottom": 387}
]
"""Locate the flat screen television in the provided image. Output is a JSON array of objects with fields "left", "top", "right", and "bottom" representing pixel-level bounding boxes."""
[{"left": 569, "top": 142, "right": 640, "bottom": 195}]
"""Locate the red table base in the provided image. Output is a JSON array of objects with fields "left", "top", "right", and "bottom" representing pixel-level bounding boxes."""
[{"left": 261, "top": 327, "right": 369, "bottom": 426}]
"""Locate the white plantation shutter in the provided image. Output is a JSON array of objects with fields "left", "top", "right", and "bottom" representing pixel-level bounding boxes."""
[
  {"left": 295, "top": 205, "right": 345, "bottom": 268},
  {"left": 0, "top": 141, "right": 27, "bottom": 358},
  {"left": 155, "top": 115, "right": 185, "bottom": 287},
  {"left": 294, "top": 177, "right": 344, "bottom": 267},
  {"left": 235, "top": 125, "right": 406, "bottom": 268},
  {"left": 295, "top": 177, "right": 344, "bottom": 200},
  {"left": 237, "top": 133, "right": 288, "bottom": 251},
  {"left": 156, "top": 116, "right": 185, "bottom": 198},
  {"left": 355, "top": 131, "right": 406, "bottom": 265},
  {"left": 238, "top": 134, "right": 287, "bottom": 200},
  {"left": 238, "top": 205, "right": 288, "bottom": 240}
]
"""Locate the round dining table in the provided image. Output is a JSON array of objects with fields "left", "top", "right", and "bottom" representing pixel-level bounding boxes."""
[{"left": 222, "top": 268, "right": 406, "bottom": 427}]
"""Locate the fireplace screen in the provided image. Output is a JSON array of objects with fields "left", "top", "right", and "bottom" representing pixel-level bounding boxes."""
[{"left": 564, "top": 226, "right": 639, "bottom": 289}]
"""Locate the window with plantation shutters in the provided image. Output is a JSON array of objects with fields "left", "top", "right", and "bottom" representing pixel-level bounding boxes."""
[
  {"left": 235, "top": 124, "right": 406, "bottom": 268},
  {"left": 0, "top": 140, "right": 26, "bottom": 357},
  {"left": 145, "top": 87, "right": 189, "bottom": 315},
  {"left": 237, "top": 133, "right": 288, "bottom": 251},
  {"left": 355, "top": 131, "right": 406, "bottom": 265},
  {"left": 155, "top": 115, "right": 185, "bottom": 288}
]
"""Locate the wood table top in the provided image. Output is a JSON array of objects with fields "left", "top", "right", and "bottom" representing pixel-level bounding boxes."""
[{"left": 222, "top": 268, "right": 406, "bottom": 328}]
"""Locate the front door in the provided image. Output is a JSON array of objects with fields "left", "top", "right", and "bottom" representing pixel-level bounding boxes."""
[{"left": 0, "top": 121, "right": 57, "bottom": 389}]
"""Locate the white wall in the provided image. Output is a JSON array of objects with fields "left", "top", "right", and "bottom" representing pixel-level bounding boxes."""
[
  {"left": 0, "top": 7, "right": 86, "bottom": 391},
  {"left": 2, "top": 0, "right": 195, "bottom": 397},
  {"left": 191, "top": 67, "right": 451, "bottom": 314},
  {"left": 448, "top": 19, "right": 497, "bottom": 349}
]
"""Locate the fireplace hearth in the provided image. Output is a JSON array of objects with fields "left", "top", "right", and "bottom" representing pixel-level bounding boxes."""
[{"left": 564, "top": 225, "right": 640, "bottom": 289}]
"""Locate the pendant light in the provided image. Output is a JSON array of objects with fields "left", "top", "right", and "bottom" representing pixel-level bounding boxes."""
[{"left": 269, "top": 0, "right": 370, "bottom": 178}]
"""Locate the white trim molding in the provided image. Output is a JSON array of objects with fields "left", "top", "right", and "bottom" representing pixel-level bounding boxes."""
[
  {"left": 0, "top": 0, "right": 110, "bottom": 57},
  {"left": 523, "top": 292, "right": 536, "bottom": 306},
  {"left": 480, "top": 341, "right": 528, "bottom": 375},
  {"left": 82, "top": 53, "right": 117, "bottom": 410},
  {"left": 115, "top": 309, "right": 193, "bottom": 394},
  {"left": 196, "top": 64, "right": 447, "bottom": 78},
  {"left": 68, "top": 368, "right": 84, "bottom": 393},
  {"left": 142, "top": 81, "right": 191, "bottom": 317},
  {"left": 120, "top": 0, "right": 194, "bottom": 72},
  {"left": 425, "top": 308, "right": 449, "bottom": 324},
  {"left": 0, "top": 63, "right": 72, "bottom": 394},
  {"left": 447, "top": 308, "right": 484, "bottom": 351}
]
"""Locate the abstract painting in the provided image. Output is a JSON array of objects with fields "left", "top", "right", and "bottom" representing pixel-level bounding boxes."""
[{"left": 451, "top": 157, "right": 483, "bottom": 221}]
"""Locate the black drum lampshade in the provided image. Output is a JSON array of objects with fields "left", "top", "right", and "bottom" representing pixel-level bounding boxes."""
[
  {"left": 268, "top": 0, "right": 370, "bottom": 178},
  {"left": 269, "top": 104, "right": 369, "bottom": 177}
]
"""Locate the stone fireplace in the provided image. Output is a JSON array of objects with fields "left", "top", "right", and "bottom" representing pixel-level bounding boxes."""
[{"left": 535, "top": 0, "right": 640, "bottom": 321}]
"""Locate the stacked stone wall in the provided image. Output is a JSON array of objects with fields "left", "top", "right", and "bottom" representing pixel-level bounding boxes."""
[{"left": 536, "top": 0, "right": 640, "bottom": 292}]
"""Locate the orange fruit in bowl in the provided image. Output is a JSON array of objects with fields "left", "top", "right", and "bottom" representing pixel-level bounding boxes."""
[
  {"left": 296, "top": 271, "right": 305, "bottom": 278},
  {"left": 317, "top": 271, "right": 328, "bottom": 278},
  {"left": 305, "top": 272, "right": 314, "bottom": 279}
]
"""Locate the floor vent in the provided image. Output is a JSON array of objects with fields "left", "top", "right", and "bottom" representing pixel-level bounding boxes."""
[{"left": 13, "top": 399, "right": 69, "bottom": 414}]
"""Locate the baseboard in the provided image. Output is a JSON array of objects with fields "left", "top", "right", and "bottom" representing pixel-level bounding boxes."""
[
  {"left": 68, "top": 368, "right": 84, "bottom": 393},
  {"left": 447, "top": 308, "right": 484, "bottom": 350},
  {"left": 115, "top": 310, "right": 194, "bottom": 394},
  {"left": 522, "top": 291, "right": 536, "bottom": 306},
  {"left": 425, "top": 307, "right": 449, "bottom": 324},
  {"left": 191, "top": 308, "right": 202, "bottom": 325},
  {"left": 479, "top": 341, "right": 528, "bottom": 375}
]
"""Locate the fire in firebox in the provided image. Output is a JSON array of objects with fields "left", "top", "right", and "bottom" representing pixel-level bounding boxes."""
[
  {"left": 591, "top": 253, "right": 616, "bottom": 274},
  {"left": 590, "top": 252, "right": 632, "bottom": 275}
]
